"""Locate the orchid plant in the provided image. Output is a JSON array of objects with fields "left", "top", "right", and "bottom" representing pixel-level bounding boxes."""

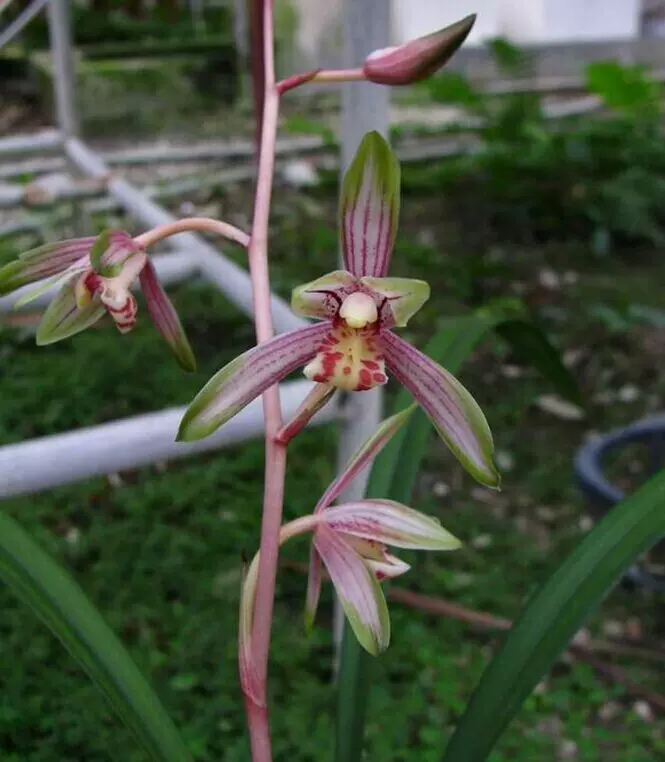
[{"left": 0, "top": 7, "right": 492, "bottom": 761}]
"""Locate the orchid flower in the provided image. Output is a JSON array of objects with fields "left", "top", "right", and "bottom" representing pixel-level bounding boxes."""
[
  {"left": 0, "top": 230, "right": 196, "bottom": 370},
  {"left": 240, "top": 408, "right": 461, "bottom": 665},
  {"left": 179, "top": 131, "right": 498, "bottom": 487}
]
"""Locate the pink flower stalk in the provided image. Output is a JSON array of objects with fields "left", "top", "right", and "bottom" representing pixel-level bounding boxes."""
[
  {"left": 178, "top": 131, "right": 499, "bottom": 488},
  {"left": 363, "top": 14, "right": 476, "bottom": 86},
  {"left": 0, "top": 230, "right": 196, "bottom": 370},
  {"left": 240, "top": 408, "right": 461, "bottom": 659}
]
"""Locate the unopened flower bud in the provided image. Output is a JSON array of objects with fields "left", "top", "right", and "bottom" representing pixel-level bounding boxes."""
[{"left": 363, "top": 14, "right": 476, "bottom": 86}]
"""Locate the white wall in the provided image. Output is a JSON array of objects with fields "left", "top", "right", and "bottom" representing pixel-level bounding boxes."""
[
  {"left": 392, "top": 0, "right": 497, "bottom": 45},
  {"left": 544, "top": 0, "right": 639, "bottom": 42},
  {"left": 392, "top": 0, "right": 640, "bottom": 46},
  {"left": 496, "top": 0, "right": 545, "bottom": 43},
  {"left": 498, "top": 0, "right": 640, "bottom": 44}
]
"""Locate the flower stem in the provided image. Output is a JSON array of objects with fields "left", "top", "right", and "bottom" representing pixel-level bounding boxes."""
[
  {"left": 312, "top": 67, "right": 366, "bottom": 83},
  {"left": 134, "top": 217, "right": 249, "bottom": 250},
  {"left": 243, "top": 1, "right": 286, "bottom": 761}
]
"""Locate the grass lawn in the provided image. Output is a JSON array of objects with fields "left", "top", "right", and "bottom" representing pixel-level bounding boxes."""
[{"left": 2, "top": 167, "right": 665, "bottom": 762}]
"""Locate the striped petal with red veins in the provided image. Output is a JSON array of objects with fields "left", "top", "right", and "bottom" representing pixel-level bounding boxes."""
[
  {"left": 96, "top": 231, "right": 143, "bottom": 273},
  {"left": 339, "top": 131, "right": 400, "bottom": 278},
  {"left": 35, "top": 274, "right": 106, "bottom": 345},
  {"left": 0, "top": 239, "right": 93, "bottom": 295},
  {"left": 313, "top": 525, "right": 390, "bottom": 655},
  {"left": 322, "top": 500, "right": 461, "bottom": 550},
  {"left": 139, "top": 259, "right": 196, "bottom": 372},
  {"left": 361, "top": 275, "right": 430, "bottom": 328},
  {"left": 291, "top": 270, "right": 357, "bottom": 320},
  {"left": 382, "top": 330, "right": 500, "bottom": 488},
  {"left": 177, "top": 322, "right": 332, "bottom": 442},
  {"left": 0, "top": 231, "right": 140, "bottom": 296}
]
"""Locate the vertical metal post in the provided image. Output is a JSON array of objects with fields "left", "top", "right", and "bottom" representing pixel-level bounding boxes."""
[
  {"left": 47, "top": 0, "right": 78, "bottom": 137},
  {"left": 233, "top": 0, "right": 249, "bottom": 58},
  {"left": 333, "top": 0, "right": 392, "bottom": 665},
  {"left": 340, "top": 1, "right": 391, "bottom": 165},
  {"left": 47, "top": 0, "right": 91, "bottom": 234}
]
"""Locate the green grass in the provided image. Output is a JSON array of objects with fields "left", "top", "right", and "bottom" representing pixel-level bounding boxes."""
[{"left": 2, "top": 178, "right": 665, "bottom": 761}]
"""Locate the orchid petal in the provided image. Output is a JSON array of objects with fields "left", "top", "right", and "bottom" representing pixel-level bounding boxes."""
[
  {"left": 304, "top": 544, "right": 323, "bottom": 633},
  {"left": 35, "top": 275, "right": 105, "bottom": 345},
  {"left": 276, "top": 382, "right": 336, "bottom": 445},
  {"left": 139, "top": 259, "right": 196, "bottom": 372},
  {"left": 177, "top": 322, "right": 331, "bottom": 442},
  {"left": 323, "top": 500, "right": 461, "bottom": 550},
  {"left": 363, "top": 14, "right": 476, "bottom": 85},
  {"left": 340, "top": 131, "right": 400, "bottom": 278},
  {"left": 362, "top": 276, "right": 430, "bottom": 327},
  {"left": 96, "top": 231, "right": 141, "bottom": 274},
  {"left": 364, "top": 554, "right": 411, "bottom": 581},
  {"left": 88, "top": 230, "right": 112, "bottom": 273},
  {"left": 382, "top": 331, "right": 499, "bottom": 488},
  {"left": 315, "top": 404, "right": 416, "bottom": 513},
  {"left": 314, "top": 525, "right": 390, "bottom": 655},
  {"left": 12, "top": 266, "right": 87, "bottom": 309},
  {"left": 291, "top": 270, "right": 357, "bottom": 320}
]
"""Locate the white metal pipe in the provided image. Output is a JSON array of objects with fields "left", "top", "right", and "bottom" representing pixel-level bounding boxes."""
[
  {"left": 0, "top": 0, "right": 48, "bottom": 49},
  {"left": 64, "top": 137, "right": 306, "bottom": 334},
  {"left": 0, "top": 380, "right": 342, "bottom": 498},
  {"left": 0, "top": 251, "right": 199, "bottom": 313},
  {"left": 0, "top": 135, "right": 324, "bottom": 179},
  {"left": 102, "top": 134, "right": 325, "bottom": 166},
  {"left": 0, "top": 129, "right": 62, "bottom": 158}
]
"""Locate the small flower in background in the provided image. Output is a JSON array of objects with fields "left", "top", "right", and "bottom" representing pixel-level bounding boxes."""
[
  {"left": 362, "top": 14, "right": 476, "bottom": 86},
  {"left": 240, "top": 409, "right": 462, "bottom": 660},
  {"left": 179, "top": 131, "right": 498, "bottom": 488},
  {"left": 0, "top": 230, "right": 196, "bottom": 370}
]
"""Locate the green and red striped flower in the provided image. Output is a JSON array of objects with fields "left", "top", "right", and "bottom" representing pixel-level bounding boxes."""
[
  {"left": 0, "top": 230, "right": 195, "bottom": 370},
  {"left": 178, "top": 131, "right": 498, "bottom": 488}
]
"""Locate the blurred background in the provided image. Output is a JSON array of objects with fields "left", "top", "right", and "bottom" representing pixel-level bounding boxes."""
[{"left": 3, "top": 1, "right": 665, "bottom": 760}]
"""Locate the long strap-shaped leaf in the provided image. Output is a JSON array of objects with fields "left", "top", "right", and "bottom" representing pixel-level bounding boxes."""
[
  {"left": 442, "top": 469, "right": 665, "bottom": 762},
  {"left": 0, "top": 511, "right": 193, "bottom": 762},
  {"left": 334, "top": 308, "right": 583, "bottom": 762}
]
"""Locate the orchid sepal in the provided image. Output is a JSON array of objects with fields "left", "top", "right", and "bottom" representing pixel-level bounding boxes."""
[
  {"left": 315, "top": 404, "right": 416, "bottom": 512},
  {"left": 139, "top": 259, "right": 196, "bottom": 372},
  {"left": 382, "top": 331, "right": 500, "bottom": 488},
  {"left": 340, "top": 130, "right": 400, "bottom": 278},
  {"left": 0, "top": 238, "right": 94, "bottom": 295},
  {"left": 304, "top": 544, "right": 323, "bottom": 634},
  {"left": 177, "top": 322, "right": 331, "bottom": 442}
]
